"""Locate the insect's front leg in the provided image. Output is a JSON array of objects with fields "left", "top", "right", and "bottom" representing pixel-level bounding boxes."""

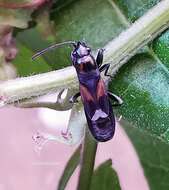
[
  {"left": 69, "top": 92, "right": 81, "bottom": 103},
  {"left": 96, "top": 48, "right": 104, "bottom": 67},
  {"left": 99, "top": 63, "right": 112, "bottom": 78},
  {"left": 108, "top": 92, "right": 123, "bottom": 106}
]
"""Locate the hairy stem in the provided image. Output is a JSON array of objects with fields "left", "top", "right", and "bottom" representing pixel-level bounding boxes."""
[
  {"left": 1, "top": 0, "right": 169, "bottom": 106},
  {"left": 77, "top": 128, "right": 98, "bottom": 190}
]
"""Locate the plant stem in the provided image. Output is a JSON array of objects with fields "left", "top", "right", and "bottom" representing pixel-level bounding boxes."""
[{"left": 77, "top": 128, "right": 98, "bottom": 190}]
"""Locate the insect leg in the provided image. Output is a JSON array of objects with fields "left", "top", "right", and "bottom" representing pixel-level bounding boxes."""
[
  {"left": 108, "top": 92, "right": 123, "bottom": 106},
  {"left": 69, "top": 92, "right": 81, "bottom": 103},
  {"left": 96, "top": 48, "right": 104, "bottom": 67},
  {"left": 99, "top": 63, "right": 112, "bottom": 78}
]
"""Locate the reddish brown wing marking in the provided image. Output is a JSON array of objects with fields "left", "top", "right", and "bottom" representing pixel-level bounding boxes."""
[
  {"left": 96, "top": 79, "right": 106, "bottom": 100},
  {"left": 79, "top": 64, "right": 84, "bottom": 71},
  {"left": 80, "top": 84, "right": 94, "bottom": 101}
]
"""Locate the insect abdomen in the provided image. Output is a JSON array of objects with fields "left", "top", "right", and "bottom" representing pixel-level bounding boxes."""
[{"left": 85, "top": 102, "right": 115, "bottom": 142}]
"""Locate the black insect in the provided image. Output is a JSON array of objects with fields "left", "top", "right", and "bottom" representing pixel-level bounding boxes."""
[{"left": 32, "top": 41, "right": 123, "bottom": 142}]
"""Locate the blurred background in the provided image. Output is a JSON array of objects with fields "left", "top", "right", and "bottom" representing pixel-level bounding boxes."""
[{"left": 0, "top": 106, "right": 148, "bottom": 190}]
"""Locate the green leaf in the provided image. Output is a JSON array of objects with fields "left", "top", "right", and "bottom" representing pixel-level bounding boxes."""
[
  {"left": 57, "top": 145, "right": 81, "bottom": 190},
  {"left": 90, "top": 159, "right": 121, "bottom": 190},
  {"left": 107, "top": 0, "right": 169, "bottom": 143},
  {"left": 15, "top": 23, "right": 61, "bottom": 71},
  {"left": 123, "top": 121, "right": 169, "bottom": 190},
  {"left": 152, "top": 32, "right": 169, "bottom": 70},
  {"left": 110, "top": 52, "right": 169, "bottom": 141},
  {"left": 13, "top": 39, "right": 52, "bottom": 76},
  {"left": 114, "top": 0, "right": 160, "bottom": 22}
]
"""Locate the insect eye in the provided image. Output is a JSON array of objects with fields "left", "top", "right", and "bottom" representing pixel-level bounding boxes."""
[
  {"left": 87, "top": 48, "right": 91, "bottom": 52},
  {"left": 72, "top": 51, "right": 80, "bottom": 58}
]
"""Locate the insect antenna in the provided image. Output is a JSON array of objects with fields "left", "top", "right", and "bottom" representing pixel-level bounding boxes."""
[{"left": 32, "top": 41, "right": 76, "bottom": 60}]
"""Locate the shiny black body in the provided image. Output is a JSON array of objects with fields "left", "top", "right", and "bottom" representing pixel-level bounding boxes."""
[{"left": 32, "top": 41, "right": 122, "bottom": 142}]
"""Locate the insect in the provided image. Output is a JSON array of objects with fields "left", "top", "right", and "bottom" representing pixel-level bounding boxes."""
[{"left": 32, "top": 41, "right": 123, "bottom": 142}]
